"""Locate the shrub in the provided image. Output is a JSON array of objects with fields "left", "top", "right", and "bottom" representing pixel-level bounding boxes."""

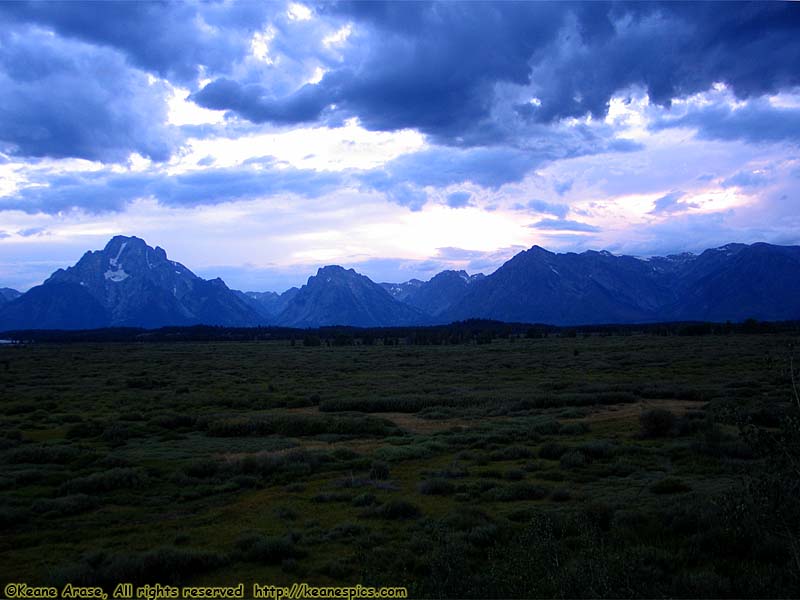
[
  {"left": 60, "top": 468, "right": 146, "bottom": 495},
  {"left": 486, "top": 482, "right": 548, "bottom": 502},
  {"left": 650, "top": 477, "right": 691, "bottom": 494},
  {"left": 311, "top": 492, "right": 351, "bottom": 503},
  {"left": 369, "top": 461, "right": 390, "bottom": 480},
  {"left": 468, "top": 524, "right": 500, "bottom": 547},
  {"left": 7, "top": 444, "right": 81, "bottom": 464},
  {"left": 639, "top": 408, "right": 676, "bottom": 438},
  {"left": 51, "top": 546, "right": 227, "bottom": 587},
  {"left": 64, "top": 421, "right": 103, "bottom": 440},
  {"left": 326, "top": 522, "right": 368, "bottom": 540},
  {"left": 583, "top": 501, "right": 615, "bottom": 531},
  {"left": 183, "top": 459, "right": 219, "bottom": 479},
  {"left": 441, "top": 506, "right": 494, "bottom": 531},
  {"left": 489, "top": 445, "right": 535, "bottom": 460},
  {"left": 317, "top": 559, "right": 352, "bottom": 579},
  {"left": 539, "top": 442, "right": 567, "bottom": 460},
  {"left": 607, "top": 458, "right": 637, "bottom": 477},
  {"left": 504, "top": 468, "right": 526, "bottom": 481},
  {"left": 149, "top": 413, "right": 196, "bottom": 430},
  {"left": 351, "top": 493, "right": 378, "bottom": 507},
  {"left": 206, "top": 414, "right": 396, "bottom": 438},
  {"left": 559, "top": 422, "right": 590, "bottom": 436},
  {"left": 578, "top": 440, "right": 617, "bottom": 460},
  {"left": 101, "top": 423, "right": 134, "bottom": 447},
  {"left": 427, "top": 462, "right": 469, "bottom": 479},
  {"left": 551, "top": 488, "right": 571, "bottom": 502},
  {"left": 0, "top": 507, "right": 27, "bottom": 530},
  {"left": 418, "top": 478, "right": 456, "bottom": 496},
  {"left": 274, "top": 506, "right": 298, "bottom": 520},
  {"left": 559, "top": 450, "right": 587, "bottom": 470},
  {"left": 365, "top": 499, "right": 421, "bottom": 520},
  {"left": 31, "top": 494, "right": 97, "bottom": 517},
  {"left": 234, "top": 533, "right": 302, "bottom": 564}
]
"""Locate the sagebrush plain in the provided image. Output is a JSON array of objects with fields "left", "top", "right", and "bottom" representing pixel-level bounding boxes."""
[{"left": 1, "top": 331, "right": 799, "bottom": 597}]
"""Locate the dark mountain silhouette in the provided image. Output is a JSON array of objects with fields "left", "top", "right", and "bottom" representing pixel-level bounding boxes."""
[
  {"left": 1, "top": 239, "right": 798, "bottom": 330},
  {"left": 444, "top": 243, "right": 800, "bottom": 325},
  {"left": 0, "top": 288, "right": 21, "bottom": 306},
  {"left": 0, "top": 236, "right": 261, "bottom": 329},
  {"left": 234, "top": 288, "right": 299, "bottom": 322},
  {"left": 380, "top": 279, "right": 424, "bottom": 302},
  {"left": 663, "top": 243, "right": 800, "bottom": 322},
  {"left": 384, "top": 270, "right": 484, "bottom": 319},
  {"left": 275, "top": 265, "right": 429, "bottom": 328}
]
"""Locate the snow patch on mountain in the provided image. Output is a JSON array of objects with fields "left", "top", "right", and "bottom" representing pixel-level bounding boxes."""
[{"left": 104, "top": 268, "right": 129, "bottom": 282}]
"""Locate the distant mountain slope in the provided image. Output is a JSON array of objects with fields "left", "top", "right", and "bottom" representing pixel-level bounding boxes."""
[
  {"left": 380, "top": 279, "right": 424, "bottom": 302},
  {"left": 1, "top": 239, "right": 798, "bottom": 330},
  {"left": 665, "top": 243, "right": 800, "bottom": 322},
  {"left": 235, "top": 288, "right": 300, "bottom": 322},
  {"left": 0, "top": 282, "right": 108, "bottom": 330},
  {"left": 276, "top": 265, "right": 429, "bottom": 328},
  {"left": 0, "top": 288, "right": 21, "bottom": 306},
  {"left": 394, "top": 270, "right": 484, "bottom": 318},
  {"left": 443, "top": 243, "right": 800, "bottom": 325},
  {"left": 0, "top": 236, "right": 261, "bottom": 330}
]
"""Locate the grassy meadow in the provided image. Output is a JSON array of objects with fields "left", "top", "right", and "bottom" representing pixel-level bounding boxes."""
[{"left": 1, "top": 332, "right": 799, "bottom": 597}]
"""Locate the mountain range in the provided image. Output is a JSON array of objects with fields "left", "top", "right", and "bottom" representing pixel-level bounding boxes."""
[{"left": 1, "top": 236, "right": 798, "bottom": 330}]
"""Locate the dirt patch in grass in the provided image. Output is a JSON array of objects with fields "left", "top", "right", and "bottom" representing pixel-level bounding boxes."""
[
  {"left": 579, "top": 399, "right": 705, "bottom": 424},
  {"left": 286, "top": 406, "right": 484, "bottom": 434}
]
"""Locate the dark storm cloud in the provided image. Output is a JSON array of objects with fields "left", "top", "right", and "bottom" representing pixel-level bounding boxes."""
[
  {"left": 652, "top": 99, "right": 800, "bottom": 145},
  {"left": 192, "top": 2, "right": 800, "bottom": 145},
  {"left": 192, "top": 1, "right": 567, "bottom": 139},
  {"left": 190, "top": 78, "right": 333, "bottom": 125},
  {"left": 2, "top": 165, "right": 342, "bottom": 214},
  {"left": 0, "top": 27, "right": 177, "bottom": 162},
  {"left": 356, "top": 146, "right": 537, "bottom": 210},
  {"left": 0, "top": 1, "right": 276, "bottom": 84},
  {"left": 523, "top": 2, "right": 800, "bottom": 123},
  {"left": 361, "top": 146, "right": 535, "bottom": 191}
]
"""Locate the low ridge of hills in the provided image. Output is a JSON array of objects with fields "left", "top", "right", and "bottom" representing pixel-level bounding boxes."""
[{"left": 1, "top": 236, "right": 798, "bottom": 330}]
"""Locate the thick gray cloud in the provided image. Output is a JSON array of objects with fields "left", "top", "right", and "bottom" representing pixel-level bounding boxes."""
[
  {"left": 652, "top": 99, "right": 800, "bottom": 145},
  {"left": 191, "top": 78, "right": 333, "bottom": 125},
  {"left": 366, "top": 146, "right": 536, "bottom": 190},
  {"left": 0, "top": 1, "right": 278, "bottom": 84},
  {"left": 2, "top": 164, "right": 343, "bottom": 214},
  {"left": 0, "top": 27, "right": 177, "bottom": 162},
  {"left": 191, "top": 2, "right": 800, "bottom": 146}
]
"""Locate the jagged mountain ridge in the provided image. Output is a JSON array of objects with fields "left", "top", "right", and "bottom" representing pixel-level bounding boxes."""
[
  {"left": 0, "top": 236, "right": 261, "bottom": 329},
  {"left": 383, "top": 270, "right": 485, "bottom": 318},
  {"left": 277, "top": 265, "right": 429, "bottom": 328},
  {"left": 0, "top": 288, "right": 21, "bottom": 306},
  {"left": 1, "top": 238, "right": 799, "bottom": 330},
  {"left": 234, "top": 288, "right": 300, "bottom": 322},
  {"left": 443, "top": 243, "right": 800, "bottom": 325}
]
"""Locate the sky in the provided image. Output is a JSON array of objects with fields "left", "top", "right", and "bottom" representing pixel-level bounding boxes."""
[{"left": 0, "top": 1, "right": 799, "bottom": 293}]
